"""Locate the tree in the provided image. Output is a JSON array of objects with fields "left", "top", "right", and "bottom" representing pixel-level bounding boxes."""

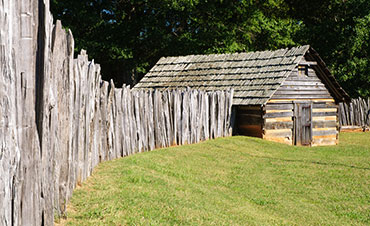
[
  {"left": 51, "top": 0, "right": 299, "bottom": 86},
  {"left": 286, "top": 0, "right": 370, "bottom": 97}
]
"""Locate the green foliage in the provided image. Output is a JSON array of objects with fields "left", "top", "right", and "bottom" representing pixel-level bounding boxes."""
[
  {"left": 51, "top": 0, "right": 370, "bottom": 97},
  {"left": 62, "top": 133, "right": 370, "bottom": 225},
  {"left": 51, "top": 0, "right": 299, "bottom": 86},
  {"left": 335, "top": 14, "right": 370, "bottom": 97},
  {"left": 286, "top": 0, "right": 370, "bottom": 97}
]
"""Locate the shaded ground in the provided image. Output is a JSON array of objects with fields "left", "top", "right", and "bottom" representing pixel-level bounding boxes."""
[{"left": 59, "top": 133, "right": 370, "bottom": 225}]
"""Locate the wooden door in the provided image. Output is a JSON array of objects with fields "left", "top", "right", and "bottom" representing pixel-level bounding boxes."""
[{"left": 293, "top": 102, "right": 313, "bottom": 146}]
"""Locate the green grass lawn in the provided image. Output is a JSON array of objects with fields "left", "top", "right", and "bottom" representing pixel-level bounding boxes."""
[{"left": 60, "top": 133, "right": 370, "bottom": 225}]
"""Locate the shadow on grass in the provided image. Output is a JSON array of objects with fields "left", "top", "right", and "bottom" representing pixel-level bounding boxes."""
[
  {"left": 252, "top": 155, "right": 370, "bottom": 171},
  {"left": 213, "top": 143, "right": 370, "bottom": 171}
]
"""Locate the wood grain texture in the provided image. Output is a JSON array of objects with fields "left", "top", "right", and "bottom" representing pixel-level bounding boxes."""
[
  {"left": 263, "top": 55, "right": 341, "bottom": 147},
  {"left": 134, "top": 46, "right": 311, "bottom": 105},
  {"left": 0, "top": 2, "right": 234, "bottom": 225},
  {"left": 339, "top": 98, "right": 370, "bottom": 128}
]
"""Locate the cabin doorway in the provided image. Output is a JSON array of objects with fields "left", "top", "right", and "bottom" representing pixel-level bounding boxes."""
[{"left": 293, "top": 102, "right": 313, "bottom": 146}]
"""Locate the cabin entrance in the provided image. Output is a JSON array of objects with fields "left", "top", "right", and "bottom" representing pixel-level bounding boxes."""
[{"left": 293, "top": 102, "right": 313, "bottom": 146}]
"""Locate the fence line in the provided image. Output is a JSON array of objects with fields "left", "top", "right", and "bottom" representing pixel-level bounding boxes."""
[
  {"left": 44, "top": 43, "right": 233, "bottom": 225},
  {"left": 339, "top": 97, "right": 370, "bottom": 128},
  {"left": 0, "top": 2, "right": 233, "bottom": 225}
]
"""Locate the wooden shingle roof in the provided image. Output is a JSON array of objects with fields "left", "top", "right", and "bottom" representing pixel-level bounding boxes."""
[{"left": 134, "top": 45, "right": 311, "bottom": 105}]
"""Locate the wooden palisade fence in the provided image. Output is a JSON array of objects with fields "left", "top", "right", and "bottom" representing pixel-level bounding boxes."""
[
  {"left": 0, "top": 1, "right": 233, "bottom": 225},
  {"left": 339, "top": 97, "right": 370, "bottom": 130}
]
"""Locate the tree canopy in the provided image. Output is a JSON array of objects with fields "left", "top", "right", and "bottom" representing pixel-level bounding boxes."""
[{"left": 51, "top": 0, "right": 370, "bottom": 98}]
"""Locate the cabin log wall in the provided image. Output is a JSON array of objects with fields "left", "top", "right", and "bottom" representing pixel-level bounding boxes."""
[
  {"left": 263, "top": 102, "right": 294, "bottom": 145},
  {"left": 265, "top": 55, "right": 338, "bottom": 146}
]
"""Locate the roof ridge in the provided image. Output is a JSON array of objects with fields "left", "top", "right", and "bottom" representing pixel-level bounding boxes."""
[
  {"left": 158, "top": 45, "right": 309, "bottom": 59},
  {"left": 137, "top": 45, "right": 312, "bottom": 105}
]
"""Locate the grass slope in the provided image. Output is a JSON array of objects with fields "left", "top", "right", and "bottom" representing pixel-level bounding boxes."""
[{"left": 61, "top": 133, "right": 370, "bottom": 225}]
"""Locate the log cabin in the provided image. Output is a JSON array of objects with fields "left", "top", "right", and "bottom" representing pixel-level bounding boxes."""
[{"left": 134, "top": 45, "right": 350, "bottom": 146}]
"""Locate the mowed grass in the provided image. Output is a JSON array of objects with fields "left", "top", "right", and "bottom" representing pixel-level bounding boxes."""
[{"left": 61, "top": 133, "right": 370, "bottom": 225}]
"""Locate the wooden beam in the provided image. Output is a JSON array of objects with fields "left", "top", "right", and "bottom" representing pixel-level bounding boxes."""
[
  {"left": 312, "top": 120, "right": 337, "bottom": 128},
  {"left": 299, "top": 61, "right": 318, "bottom": 66},
  {"left": 265, "top": 117, "right": 293, "bottom": 122},
  {"left": 312, "top": 129, "right": 337, "bottom": 136},
  {"left": 268, "top": 98, "right": 335, "bottom": 103},
  {"left": 264, "top": 121, "right": 293, "bottom": 130},
  {"left": 312, "top": 134, "right": 337, "bottom": 139},
  {"left": 266, "top": 109, "right": 292, "bottom": 113},
  {"left": 312, "top": 108, "right": 337, "bottom": 113},
  {"left": 264, "top": 128, "right": 292, "bottom": 137},
  {"left": 313, "top": 116, "right": 337, "bottom": 121},
  {"left": 312, "top": 111, "right": 337, "bottom": 117},
  {"left": 263, "top": 136, "right": 293, "bottom": 145},
  {"left": 265, "top": 103, "right": 293, "bottom": 110}
]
